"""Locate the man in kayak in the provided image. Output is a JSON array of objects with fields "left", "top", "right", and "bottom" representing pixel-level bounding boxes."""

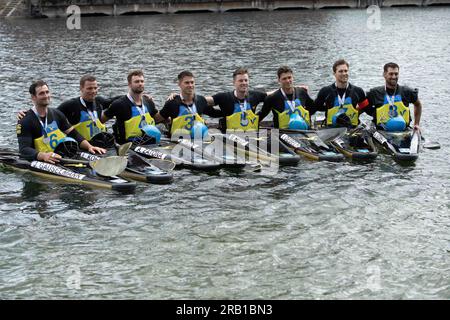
[
  {"left": 17, "top": 80, "right": 106, "bottom": 164},
  {"left": 17, "top": 75, "right": 120, "bottom": 145},
  {"left": 366, "top": 62, "right": 422, "bottom": 132},
  {"left": 258, "top": 66, "right": 316, "bottom": 130},
  {"left": 57, "top": 75, "right": 119, "bottom": 143},
  {"left": 154, "top": 70, "right": 222, "bottom": 139},
  {"left": 101, "top": 70, "right": 160, "bottom": 144},
  {"left": 204, "top": 67, "right": 267, "bottom": 132},
  {"left": 314, "top": 59, "right": 369, "bottom": 128}
]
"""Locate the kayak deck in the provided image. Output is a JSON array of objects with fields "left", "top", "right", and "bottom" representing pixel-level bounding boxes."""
[{"left": 0, "top": 155, "right": 136, "bottom": 192}]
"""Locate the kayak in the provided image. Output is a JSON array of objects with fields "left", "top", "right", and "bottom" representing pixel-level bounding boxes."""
[
  {"left": 131, "top": 141, "right": 222, "bottom": 171},
  {"left": 328, "top": 128, "right": 378, "bottom": 162},
  {"left": 275, "top": 128, "right": 345, "bottom": 162},
  {"left": 0, "top": 153, "right": 136, "bottom": 192},
  {"left": 214, "top": 132, "right": 301, "bottom": 167},
  {"left": 77, "top": 150, "right": 174, "bottom": 184},
  {"left": 370, "top": 127, "right": 421, "bottom": 163}
]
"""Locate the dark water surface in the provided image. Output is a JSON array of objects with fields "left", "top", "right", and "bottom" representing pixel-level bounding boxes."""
[{"left": 0, "top": 8, "right": 449, "bottom": 299}]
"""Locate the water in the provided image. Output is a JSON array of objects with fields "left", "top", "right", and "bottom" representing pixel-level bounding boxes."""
[{"left": 0, "top": 8, "right": 449, "bottom": 299}]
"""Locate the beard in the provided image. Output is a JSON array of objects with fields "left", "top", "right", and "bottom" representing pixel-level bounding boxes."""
[{"left": 131, "top": 87, "right": 144, "bottom": 94}]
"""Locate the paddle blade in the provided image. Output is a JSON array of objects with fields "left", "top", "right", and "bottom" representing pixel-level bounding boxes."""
[
  {"left": 147, "top": 159, "right": 176, "bottom": 172},
  {"left": 117, "top": 142, "right": 132, "bottom": 157},
  {"left": 316, "top": 127, "right": 347, "bottom": 142},
  {"left": 423, "top": 141, "right": 441, "bottom": 150},
  {"left": 90, "top": 156, "right": 128, "bottom": 176}
]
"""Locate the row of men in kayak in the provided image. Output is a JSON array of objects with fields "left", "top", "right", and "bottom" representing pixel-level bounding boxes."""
[{"left": 17, "top": 59, "right": 422, "bottom": 164}]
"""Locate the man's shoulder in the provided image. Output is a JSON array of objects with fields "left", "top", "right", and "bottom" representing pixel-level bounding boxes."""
[
  {"left": 348, "top": 83, "right": 366, "bottom": 95},
  {"left": 18, "top": 108, "right": 35, "bottom": 125},
  {"left": 317, "top": 83, "right": 335, "bottom": 95},
  {"left": 213, "top": 91, "right": 232, "bottom": 100},
  {"left": 249, "top": 89, "right": 267, "bottom": 100},
  {"left": 398, "top": 85, "right": 418, "bottom": 94},
  {"left": 368, "top": 85, "right": 385, "bottom": 94},
  {"left": 110, "top": 95, "right": 129, "bottom": 107},
  {"left": 195, "top": 94, "right": 207, "bottom": 103},
  {"left": 320, "top": 83, "right": 335, "bottom": 91},
  {"left": 49, "top": 107, "right": 67, "bottom": 119},
  {"left": 265, "top": 88, "right": 281, "bottom": 99},
  {"left": 58, "top": 97, "right": 80, "bottom": 108}
]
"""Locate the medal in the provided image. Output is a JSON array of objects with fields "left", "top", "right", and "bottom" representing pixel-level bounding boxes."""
[
  {"left": 43, "top": 136, "right": 50, "bottom": 144},
  {"left": 240, "top": 109, "right": 249, "bottom": 126}
]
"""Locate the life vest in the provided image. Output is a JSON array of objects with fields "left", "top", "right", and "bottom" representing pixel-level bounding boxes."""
[
  {"left": 124, "top": 104, "right": 156, "bottom": 141},
  {"left": 73, "top": 110, "right": 106, "bottom": 141},
  {"left": 33, "top": 120, "right": 67, "bottom": 152},
  {"left": 326, "top": 96, "right": 359, "bottom": 126},
  {"left": 170, "top": 105, "right": 206, "bottom": 136},
  {"left": 375, "top": 94, "right": 410, "bottom": 130},
  {"left": 225, "top": 100, "right": 258, "bottom": 131},
  {"left": 275, "top": 98, "right": 310, "bottom": 129}
]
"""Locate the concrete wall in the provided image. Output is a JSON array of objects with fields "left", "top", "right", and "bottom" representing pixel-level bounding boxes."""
[{"left": 21, "top": 0, "right": 450, "bottom": 18}]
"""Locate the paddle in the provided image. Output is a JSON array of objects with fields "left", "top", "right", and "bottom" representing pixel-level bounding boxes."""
[
  {"left": 0, "top": 150, "right": 127, "bottom": 177},
  {"left": 117, "top": 142, "right": 132, "bottom": 156},
  {"left": 260, "top": 126, "right": 347, "bottom": 144},
  {"left": 120, "top": 142, "right": 175, "bottom": 171},
  {"left": 421, "top": 136, "right": 441, "bottom": 150},
  {"left": 127, "top": 150, "right": 176, "bottom": 172},
  {"left": 361, "top": 122, "right": 400, "bottom": 155}
]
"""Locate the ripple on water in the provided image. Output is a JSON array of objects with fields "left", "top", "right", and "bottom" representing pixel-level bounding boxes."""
[{"left": 1, "top": 8, "right": 450, "bottom": 299}]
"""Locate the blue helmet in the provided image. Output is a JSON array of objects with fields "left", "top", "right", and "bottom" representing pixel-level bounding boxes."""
[
  {"left": 191, "top": 121, "right": 209, "bottom": 139},
  {"left": 141, "top": 124, "right": 161, "bottom": 143},
  {"left": 288, "top": 113, "right": 308, "bottom": 130},
  {"left": 384, "top": 116, "right": 406, "bottom": 132}
]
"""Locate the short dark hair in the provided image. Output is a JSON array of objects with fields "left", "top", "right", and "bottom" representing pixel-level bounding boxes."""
[
  {"left": 277, "top": 66, "right": 293, "bottom": 79},
  {"left": 383, "top": 62, "right": 400, "bottom": 73},
  {"left": 127, "top": 70, "right": 144, "bottom": 84},
  {"left": 29, "top": 80, "right": 48, "bottom": 95},
  {"left": 333, "top": 59, "right": 349, "bottom": 73},
  {"left": 232, "top": 67, "right": 248, "bottom": 80},
  {"left": 177, "top": 70, "right": 194, "bottom": 82},
  {"left": 80, "top": 75, "right": 96, "bottom": 87}
]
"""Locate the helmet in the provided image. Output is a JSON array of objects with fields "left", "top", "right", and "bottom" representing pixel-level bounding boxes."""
[
  {"left": 191, "top": 121, "right": 209, "bottom": 139},
  {"left": 384, "top": 116, "right": 406, "bottom": 132},
  {"left": 141, "top": 124, "right": 161, "bottom": 143},
  {"left": 90, "top": 132, "right": 115, "bottom": 149},
  {"left": 54, "top": 137, "right": 79, "bottom": 158},
  {"left": 333, "top": 112, "right": 352, "bottom": 128},
  {"left": 288, "top": 113, "right": 308, "bottom": 130}
]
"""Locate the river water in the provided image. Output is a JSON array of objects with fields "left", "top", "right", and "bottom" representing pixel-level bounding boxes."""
[{"left": 0, "top": 8, "right": 449, "bottom": 299}]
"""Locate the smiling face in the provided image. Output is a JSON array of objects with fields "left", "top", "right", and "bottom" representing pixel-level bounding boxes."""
[
  {"left": 233, "top": 73, "right": 249, "bottom": 95},
  {"left": 80, "top": 80, "right": 98, "bottom": 102},
  {"left": 31, "top": 85, "right": 51, "bottom": 108},
  {"left": 178, "top": 76, "right": 195, "bottom": 97},
  {"left": 384, "top": 67, "right": 399, "bottom": 89},
  {"left": 334, "top": 63, "right": 349, "bottom": 86}
]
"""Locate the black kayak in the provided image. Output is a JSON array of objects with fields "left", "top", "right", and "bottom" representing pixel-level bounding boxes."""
[
  {"left": 213, "top": 132, "right": 301, "bottom": 167},
  {"left": 0, "top": 153, "right": 136, "bottom": 192},
  {"left": 131, "top": 141, "right": 222, "bottom": 171},
  {"left": 275, "top": 128, "right": 345, "bottom": 162},
  {"left": 370, "top": 127, "right": 421, "bottom": 163},
  {"left": 328, "top": 128, "right": 378, "bottom": 162},
  {"left": 77, "top": 150, "right": 174, "bottom": 184}
]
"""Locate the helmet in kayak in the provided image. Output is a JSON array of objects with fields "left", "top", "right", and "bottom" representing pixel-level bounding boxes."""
[
  {"left": 288, "top": 113, "right": 308, "bottom": 130},
  {"left": 191, "top": 121, "right": 208, "bottom": 139},
  {"left": 90, "top": 132, "right": 115, "bottom": 149},
  {"left": 141, "top": 124, "right": 161, "bottom": 143},
  {"left": 384, "top": 116, "right": 406, "bottom": 132},
  {"left": 54, "top": 137, "right": 79, "bottom": 158}
]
